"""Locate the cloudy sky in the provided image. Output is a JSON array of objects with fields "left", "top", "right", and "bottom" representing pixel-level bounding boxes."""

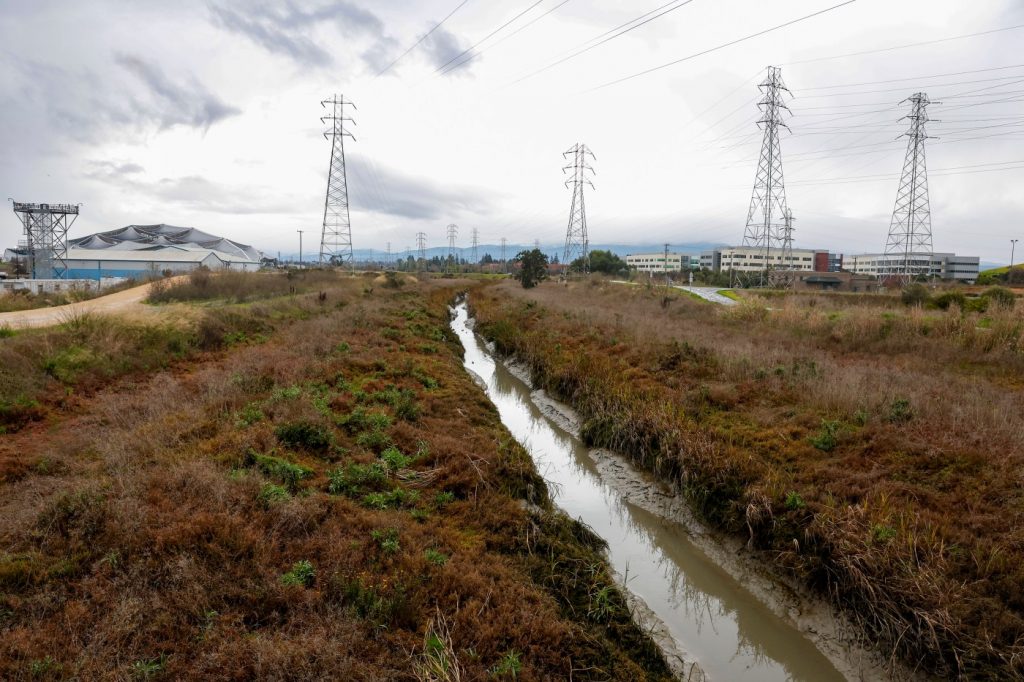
[{"left": 2, "top": 0, "right": 1022, "bottom": 262}]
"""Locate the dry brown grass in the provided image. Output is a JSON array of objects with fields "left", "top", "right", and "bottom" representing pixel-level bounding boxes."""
[
  {"left": 0, "top": 278, "right": 671, "bottom": 680},
  {"left": 472, "top": 278, "right": 1024, "bottom": 680}
]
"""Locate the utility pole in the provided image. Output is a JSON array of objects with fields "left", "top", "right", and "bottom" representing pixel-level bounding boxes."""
[
  {"left": 563, "top": 143, "right": 595, "bottom": 274},
  {"left": 416, "top": 232, "right": 427, "bottom": 271},
  {"left": 663, "top": 243, "right": 671, "bottom": 288},
  {"left": 297, "top": 229, "right": 304, "bottom": 266},
  {"left": 742, "top": 66, "right": 791, "bottom": 289},
  {"left": 446, "top": 224, "right": 458, "bottom": 274},
  {"left": 320, "top": 94, "right": 356, "bottom": 267},
  {"left": 884, "top": 92, "right": 936, "bottom": 286},
  {"left": 1011, "top": 239, "right": 1019, "bottom": 285}
]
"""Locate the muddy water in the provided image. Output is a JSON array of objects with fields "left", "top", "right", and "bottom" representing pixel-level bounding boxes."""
[{"left": 451, "top": 302, "right": 848, "bottom": 681}]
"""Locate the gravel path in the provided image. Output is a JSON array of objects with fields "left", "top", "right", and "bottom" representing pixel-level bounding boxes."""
[{"left": 0, "top": 281, "right": 167, "bottom": 329}]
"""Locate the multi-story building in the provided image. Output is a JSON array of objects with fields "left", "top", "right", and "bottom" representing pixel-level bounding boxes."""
[
  {"left": 698, "top": 246, "right": 831, "bottom": 273},
  {"left": 843, "top": 253, "right": 979, "bottom": 283},
  {"left": 626, "top": 252, "right": 692, "bottom": 273}
]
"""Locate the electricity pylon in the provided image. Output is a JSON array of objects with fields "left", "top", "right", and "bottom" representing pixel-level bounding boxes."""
[
  {"left": 320, "top": 94, "right": 356, "bottom": 266},
  {"left": 471, "top": 227, "right": 479, "bottom": 266},
  {"left": 500, "top": 237, "right": 507, "bottom": 272},
  {"left": 883, "top": 92, "right": 936, "bottom": 285},
  {"left": 416, "top": 231, "right": 427, "bottom": 271},
  {"left": 563, "top": 143, "right": 595, "bottom": 273},
  {"left": 741, "top": 66, "right": 791, "bottom": 288},
  {"left": 446, "top": 223, "right": 458, "bottom": 274}
]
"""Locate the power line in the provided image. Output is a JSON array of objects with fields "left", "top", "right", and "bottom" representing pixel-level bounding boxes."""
[
  {"left": 800, "top": 62, "right": 1024, "bottom": 91},
  {"left": 436, "top": 0, "right": 545, "bottom": 75},
  {"left": 440, "top": 0, "right": 575, "bottom": 74},
  {"left": 376, "top": 0, "right": 474, "bottom": 77},
  {"left": 783, "top": 23, "right": 1024, "bottom": 67},
  {"left": 509, "top": 0, "right": 700, "bottom": 86},
  {"left": 590, "top": 0, "right": 858, "bottom": 92}
]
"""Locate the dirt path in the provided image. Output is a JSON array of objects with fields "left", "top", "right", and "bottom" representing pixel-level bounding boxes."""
[{"left": 0, "top": 280, "right": 173, "bottom": 329}]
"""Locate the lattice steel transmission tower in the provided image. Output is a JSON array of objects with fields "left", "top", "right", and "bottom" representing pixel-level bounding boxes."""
[
  {"left": 470, "top": 227, "right": 479, "bottom": 266},
  {"left": 12, "top": 202, "right": 79, "bottom": 279},
  {"left": 562, "top": 143, "right": 595, "bottom": 273},
  {"left": 883, "top": 92, "right": 935, "bottom": 285},
  {"left": 446, "top": 224, "right": 459, "bottom": 274},
  {"left": 416, "top": 232, "right": 427, "bottom": 270},
  {"left": 500, "top": 237, "right": 507, "bottom": 272},
  {"left": 320, "top": 94, "right": 356, "bottom": 266},
  {"left": 741, "top": 66, "right": 792, "bottom": 288}
]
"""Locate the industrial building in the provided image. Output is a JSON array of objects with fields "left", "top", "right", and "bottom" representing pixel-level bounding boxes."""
[
  {"left": 843, "top": 253, "right": 980, "bottom": 283},
  {"left": 62, "top": 224, "right": 262, "bottom": 280},
  {"left": 625, "top": 252, "right": 693, "bottom": 273},
  {"left": 699, "top": 246, "right": 836, "bottom": 273}
]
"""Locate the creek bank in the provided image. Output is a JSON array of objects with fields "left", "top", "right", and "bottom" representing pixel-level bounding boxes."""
[{"left": 454, "top": 302, "right": 893, "bottom": 681}]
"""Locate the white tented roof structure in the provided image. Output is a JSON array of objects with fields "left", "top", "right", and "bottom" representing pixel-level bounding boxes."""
[{"left": 68, "top": 224, "right": 262, "bottom": 262}]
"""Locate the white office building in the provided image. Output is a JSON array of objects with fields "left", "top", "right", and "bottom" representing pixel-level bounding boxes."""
[
  {"left": 626, "top": 252, "right": 692, "bottom": 273},
  {"left": 843, "top": 253, "right": 980, "bottom": 283},
  {"left": 699, "top": 246, "right": 828, "bottom": 273}
]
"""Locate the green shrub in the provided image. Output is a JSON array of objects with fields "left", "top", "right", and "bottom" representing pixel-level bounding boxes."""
[
  {"left": 810, "top": 420, "right": 841, "bottom": 452},
  {"left": 327, "top": 461, "right": 389, "bottom": 495},
  {"left": 982, "top": 286, "right": 1016, "bottom": 309},
  {"left": 362, "top": 489, "right": 419, "bottom": 510},
  {"left": 785, "top": 491, "right": 805, "bottom": 510},
  {"left": 371, "top": 528, "right": 400, "bottom": 554},
  {"left": 901, "top": 284, "right": 931, "bottom": 306},
  {"left": 888, "top": 397, "right": 913, "bottom": 424},
  {"left": 275, "top": 421, "right": 333, "bottom": 451},
  {"left": 381, "top": 446, "right": 412, "bottom": 471},
  {"left": 931, "top": 291, "right": 966, "bottom": 310},
  {"left": 489, "top": 650, "right": 523, "bottom": 678},
  {"left": 258, "top": 483, "right": 291, "bottom": 506},
  {"left": 424, "top": 549, "right": 448, "bottom": 566},
  {"left": 250, "top": 451, "right": 312, "bottom": 490},
  {"left": 280, "top": 560, "right": 315, "bottom": 587}
]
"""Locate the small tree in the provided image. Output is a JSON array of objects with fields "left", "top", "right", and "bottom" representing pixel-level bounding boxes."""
[
  {"left": 514, "top": 249, "right": 548, "bottom": 289},
  {"left": 575, "top": 249, "right": 627, "bottom": 276}
]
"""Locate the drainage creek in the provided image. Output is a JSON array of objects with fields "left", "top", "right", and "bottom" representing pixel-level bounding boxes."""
[{"left": 451, "top": 301, "right": 887, "bottom": 682}]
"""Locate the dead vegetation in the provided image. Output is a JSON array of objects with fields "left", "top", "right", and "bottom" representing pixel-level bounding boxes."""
[
  {"left": 471, "top": 278, "right": 1024, "bottom": 680},
  {"left": 0, "top": 275, "right": 671, "bottom": 680}
]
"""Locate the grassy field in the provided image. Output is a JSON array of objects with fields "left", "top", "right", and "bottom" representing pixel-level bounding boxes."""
[
  {"left": 0, "top": 272, "right": 671, "bottom": 680},
  {"left": 471, "top": 278, "right": 1024, "bottom": 680}
]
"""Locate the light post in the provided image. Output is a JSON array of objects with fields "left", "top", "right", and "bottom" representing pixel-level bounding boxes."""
[
  {"left": 297, "top": 230, "right": 304, "bottom": 267},
  {"left": 1011, "top": 239, "right": 1019, "bottom": 285}
]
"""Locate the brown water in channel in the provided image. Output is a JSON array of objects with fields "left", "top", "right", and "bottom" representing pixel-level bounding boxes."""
[{"left": 452, "top": 302, "right": 851, "bottom": 681}]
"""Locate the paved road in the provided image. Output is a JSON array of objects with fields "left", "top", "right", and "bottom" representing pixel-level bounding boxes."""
[
  {"left": 674, "top": 286, "right": 739, "bottom": 306},
  {"left": 0, "top": 281, "right": 168, "bottom": 330}
]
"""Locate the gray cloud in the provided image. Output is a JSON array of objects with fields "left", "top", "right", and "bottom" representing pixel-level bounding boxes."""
[
  {"left": 209, "top": 0, "right": 389, "bottom": 70},
  {"left": 347, "top": 157, "right": 492, "bottom": 221},
  {"left": 422, "top": 26, "right": 471, "bottom": 72},
  {"left": 86, "top": 163, "right": 296, "bottom": 215},
  {"left": 114, "top": 54, "right": 240, "bottom": 131}
]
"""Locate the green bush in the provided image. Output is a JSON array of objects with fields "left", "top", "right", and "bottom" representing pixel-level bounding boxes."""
[
  {"left": 982, "top": 286, "right": 1016, "bottom": 309},
  {"left": 275, "top": 421, "right": 333, "bottom": 451},
  {"left": 250, "top": 451, "right": 312, "bottom": 490},
  {"left": 931, "top": 291, "right": 966, "bottom": 310},
  {"left": 280, "top": 560, "right": 315, "bottom": 587},
  {"left": 901, "top": 284, "right": 931, "bottom": 306},
  {"left": 888, "top": 397, "right": 913, "bottom": 424},
  {"left": 327, "top": 461, "right": 389, "bottom": 496},
  {"left": 809, "top": 420, "right": 841, "bottom": 452}
]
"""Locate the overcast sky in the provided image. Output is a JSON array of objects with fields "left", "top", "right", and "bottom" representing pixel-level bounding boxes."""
[{"left": 2, "top": 0, "right": 1022, "bottom": 262}]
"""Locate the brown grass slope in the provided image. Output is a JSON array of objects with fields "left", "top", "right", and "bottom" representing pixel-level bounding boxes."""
[
  {"left": 471, "top": 278, "right": 1024, "bottom": 681},
  {"left": 0, "top": 274, "right": 671, "bottom": 681}
]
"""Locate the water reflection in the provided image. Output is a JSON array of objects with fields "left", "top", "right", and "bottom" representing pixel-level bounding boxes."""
[{"left": 452, "top": 303, "right": 846, "bottom": 682}]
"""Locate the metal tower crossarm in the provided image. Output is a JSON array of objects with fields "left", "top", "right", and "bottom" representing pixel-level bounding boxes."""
[{"left": 12, "top": 201, "right": 79, "bottom": 280}]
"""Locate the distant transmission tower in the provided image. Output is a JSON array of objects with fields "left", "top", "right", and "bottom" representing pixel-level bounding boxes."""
[
  {"left": 416, "top": 231, "right": 427, "bottom": 270},
  {"left": 386, "top": 242, "right": 392, "bottom": 268},
  {"left": 500, "top": 237, "right": 507, "bottom": 272},
  {"left": 470, "top": 227, "right": 479, "bottom": 266},
  {"left": 741, "top": 66, "right": 792, "bottom": 288},
  {"left": 12, "top": 202, "right": 78, "bottom": 279},
  {"left": 446, "top": 224, "right": 458, "bottom": 274},
  {"left": 563, "top": 143, "right": 595, "bottom": 273},
  {"left": 320, "top": 94, "right": 356, "bottom": 266},
  {"left": 884, "top": 92, "right": 936, "bottom": 285}
]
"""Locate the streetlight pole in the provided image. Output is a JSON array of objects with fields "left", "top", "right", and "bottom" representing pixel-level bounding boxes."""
[
  {"left": 1011, "top": 239, "right": 1019, "bottom": 286},
  {"left": 297, "top": 230, "right": 304, "bottom": 267}
]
